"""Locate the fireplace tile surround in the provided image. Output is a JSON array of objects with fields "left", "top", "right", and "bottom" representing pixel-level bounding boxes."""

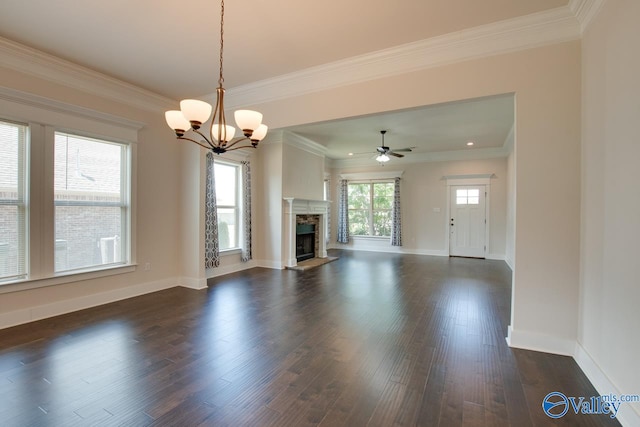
[{"left": 283, "top": 198, "right": 329, "bottom": 268}]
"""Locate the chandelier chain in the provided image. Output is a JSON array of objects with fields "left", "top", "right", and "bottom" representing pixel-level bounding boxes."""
[
  {"left": 218, "top": 0, "right": 225, "bottom": 86},
  {"left": 165, "top": 0, "right": 267, "bottom": 153}
]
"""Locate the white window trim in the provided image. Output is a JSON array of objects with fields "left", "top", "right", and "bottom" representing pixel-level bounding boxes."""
[
  {"left": 347, "top": 180, "right": 394, "bottom": 238},
  {"left": 214, "top": 159, "right": 242, "bottom": 252},
  {"left": 53, "top": 131, "right": 131, "bottom": 273},
  {"left": 0, "top": 119, "right": 28, "bottom": 282},
  {"left": 0, "top": 87, "right": 142, "bottom": 292}
]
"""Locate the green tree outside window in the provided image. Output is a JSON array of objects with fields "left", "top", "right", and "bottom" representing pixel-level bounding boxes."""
[{"left": 348, "top": 182, "right": 393, "bottom": 237}]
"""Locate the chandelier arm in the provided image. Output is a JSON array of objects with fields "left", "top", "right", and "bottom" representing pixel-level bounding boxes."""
[
  {"left": 191, "top": 129, "right": 215, "bottom": 148},
  {"left": 224, "top": 145, "right": 257, "bottom": 152},
  {"left": 222, "top": 136, "right": 251, "bottom": 150},
  {"left": 209, "top": 87, "right": 226, "bottom": 146},
  {"left": 177, "top": 136, "right": 213, "bottom": 150}
]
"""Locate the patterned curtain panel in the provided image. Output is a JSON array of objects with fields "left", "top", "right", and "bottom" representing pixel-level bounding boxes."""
[
  {"left": 240, "top": 160, "right": 252, "bottom": 262},
  {"left": 391, "top": 177, "right": 402, "bottom": 246},
  {"left": 336, "top": 179, "right": 349, "bottom": 244},
  {"left": 205, "top": 152, "right": 220, "bottom": 268},
  {"left": 325, "top": 178, "right": 331, "bottom": 244}
]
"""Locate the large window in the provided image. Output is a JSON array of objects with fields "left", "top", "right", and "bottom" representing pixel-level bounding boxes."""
[
  {"left": 214, "top": 161, "right": 240, "bottom": 251},
  {"left": 54, "top": 133, "right": 129, "bottom": 272},
  {"left": 348, "top": 182, "right": 394, "bottom": 237},
  {"left": 0, "top": 121, "right": 27, "bottom": 281}
]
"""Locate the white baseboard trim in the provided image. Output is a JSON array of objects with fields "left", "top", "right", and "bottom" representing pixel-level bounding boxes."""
[
  {"left": 331, "top": 244, "right": 449, "bottom": 257},
  {"left": 256, "top": 260, "right": 285, "bottom": 270},
  {"left": 0, "top": 277, "right": 179, "bottom": 330},
  {"left": 486, "top": 253, "right": 506, "bottom": 261},
  {"left": 574, "top": 344, "right": 640, "bottom": 427},
  {"left": 206, "top": 260, "right": 258, "bottom": 279},
  {"left": 506, "top": 325, "right": 577, "bottom": 356},
  {"left": 178, "top": 277, "right": 208, "bottom": 290}
]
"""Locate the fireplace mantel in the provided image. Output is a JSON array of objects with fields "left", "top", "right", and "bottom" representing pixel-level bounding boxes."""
[{"left": 283, "top": 198, "right": 329, "bottom": 267}]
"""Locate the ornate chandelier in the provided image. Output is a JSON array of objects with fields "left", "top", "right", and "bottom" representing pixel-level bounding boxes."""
[{"left": 164, "top": 0, "right": 268, "bottom": 154}]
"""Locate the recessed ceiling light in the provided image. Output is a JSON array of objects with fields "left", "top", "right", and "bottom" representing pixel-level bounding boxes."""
[
  {"left": 466, "top": 141, "right": 475, "bottom": 146},
  {"left": 348, "top": 152, "right": 354, "bottom": 156}
]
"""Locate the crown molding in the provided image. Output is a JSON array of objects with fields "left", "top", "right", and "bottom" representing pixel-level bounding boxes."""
[
  {"left": 340, "top": 171, "right": 404, "bottom": 181},
  {"left": 283, "top": 131, "right": 328, "bottom": 158},
  {"left": 0, "top": 37, "right": 175, "bottom": 113},
  {"left": 569, "top": 0, "right": 607, "bottom": 33},
  {"left": 330, "top": 147, "right": 509, "bottom": 169},
  {"left": 224, "top": 6, "right": 581, "bottom": 109},
  {"left": 0, "top": 86, "right": 145, "bottom": 131},
  {"left": 0, "top": 3, "right": 595, "bottom": 114}
]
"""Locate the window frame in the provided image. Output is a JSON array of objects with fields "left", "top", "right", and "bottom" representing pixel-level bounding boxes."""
[
  {"left": 0, "top": 119, "right": 29, "bottom": 282},
  {"left": 347, "top": 180, "right": 394, "bottom": 238},
  {"left": 0, "top": 88, "right": 141, "bottom": 291},
  {"left": 53, "top": 131, "right": 131, "bottom": 273},
  {"left": 213, "top": 159, "right": 242, "bottom": 253}
]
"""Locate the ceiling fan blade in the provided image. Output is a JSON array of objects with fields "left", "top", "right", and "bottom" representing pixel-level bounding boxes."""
[
  {"left": 388, "top": 152, "right": 404, "bottom": 158},
  {"left": 392, "top": 147, "right": 415, "bottom": 152}
]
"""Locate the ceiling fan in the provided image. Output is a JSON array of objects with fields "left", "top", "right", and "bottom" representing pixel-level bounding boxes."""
[{"left": 374, "top": 130, "right": 414, "bottom": 162}]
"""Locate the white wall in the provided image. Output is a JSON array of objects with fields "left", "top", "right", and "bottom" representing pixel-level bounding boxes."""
[
  {"left": 505, "top": 137, "right": 516, "bottom": 270},
  {"left": 255, "top": 134, "right": 284, "bottom": 268},
  {"left": 282, "top": 139, "right": 325, "bottom": 201},
  {"left": 329, "top": 157, "right": 507, "bottom": 259},
  {"left": 579, "top": 1, "right": 640, "bottom": 424}
]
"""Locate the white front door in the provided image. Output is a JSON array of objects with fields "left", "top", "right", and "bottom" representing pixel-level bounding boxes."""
[{"left": 450, "top": 186, "right": 486, "bottom": 258}]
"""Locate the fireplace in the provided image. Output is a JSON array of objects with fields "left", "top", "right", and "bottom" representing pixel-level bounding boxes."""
[
  {"left": 296, "top": 223, "right": 316, "bottom": 262},
  {"left": 283, "top": 198, "right": 329, "bottom": 268}
]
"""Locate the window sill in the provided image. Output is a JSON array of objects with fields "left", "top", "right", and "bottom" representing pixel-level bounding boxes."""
[
  {"left": 351, "top": 235, "right": 391, "bottom": 241},
  {"left": 0, "top": 264, "right": 136, "bottom": 295},
  {"left": 220, "top": 248, "right": 242, "bottom": 256}
]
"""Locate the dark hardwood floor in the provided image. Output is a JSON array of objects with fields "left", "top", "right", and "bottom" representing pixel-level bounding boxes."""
[{"left": 0, "top": 250, "right": 620, "bottom": 426}]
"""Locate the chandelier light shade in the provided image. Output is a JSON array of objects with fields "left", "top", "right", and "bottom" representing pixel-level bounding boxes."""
[
  {"left": 164, "top": 0, "right": 268, "bottom": 154},
  {"left": 376, "top": 154, "right": 390, "bottom": 163}
]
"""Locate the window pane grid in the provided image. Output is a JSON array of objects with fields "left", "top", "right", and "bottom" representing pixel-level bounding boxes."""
[
  {"left": 214, "top": 161, "right": 241, "bottom": 251},
  {"left": 347, "top": 182, "right": 392, "bottom": 237},
  {"left": 456, "top": 188, "right": 480, "bottom": 205},
  {"left": 54, "top": 132, "right": 128, "bottom": 272},
  {"left": 0, "top": 120, "right": 27, "bottom": 281}
]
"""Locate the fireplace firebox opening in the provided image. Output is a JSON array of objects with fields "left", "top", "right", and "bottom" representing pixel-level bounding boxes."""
[{"left": 296, "top": 223, "right": 316, "bottom": 262}]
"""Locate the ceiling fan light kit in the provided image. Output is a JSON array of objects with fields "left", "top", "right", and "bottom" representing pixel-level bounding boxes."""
[
  {"left": 375, "top": 130, "right": 413, "bottom": 164},
  {"left": 164, "top": 0, "right": 268, "bottom": 154}
]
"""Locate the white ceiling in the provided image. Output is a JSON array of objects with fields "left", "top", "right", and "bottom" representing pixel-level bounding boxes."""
[
  {"left": 285, "top": 94, "right": 515, "bottom": 160},
  {"left": 0, "top": 0, "right": 564, "bottom": 160}
]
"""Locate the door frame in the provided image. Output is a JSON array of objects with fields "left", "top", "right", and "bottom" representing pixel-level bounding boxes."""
[{"left": 444, "top": 174, "right": 492, "bottom": 257}]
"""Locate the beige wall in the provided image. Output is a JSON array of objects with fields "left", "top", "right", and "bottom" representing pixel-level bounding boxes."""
[
  {"left": 580, "top": 0, "right": 640, "bottom": 422},
  {"left": 243, "top": 41, "right": 582, "bottom": 355},
  {"left": 330, "top": 157, "right": 507, "bottom": 258},
  {"left": 0, "top": 67, "right": 184, "bottom": 324},
  {"left": 255, "top": 136, "right": 284, "bottom": 267}
]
